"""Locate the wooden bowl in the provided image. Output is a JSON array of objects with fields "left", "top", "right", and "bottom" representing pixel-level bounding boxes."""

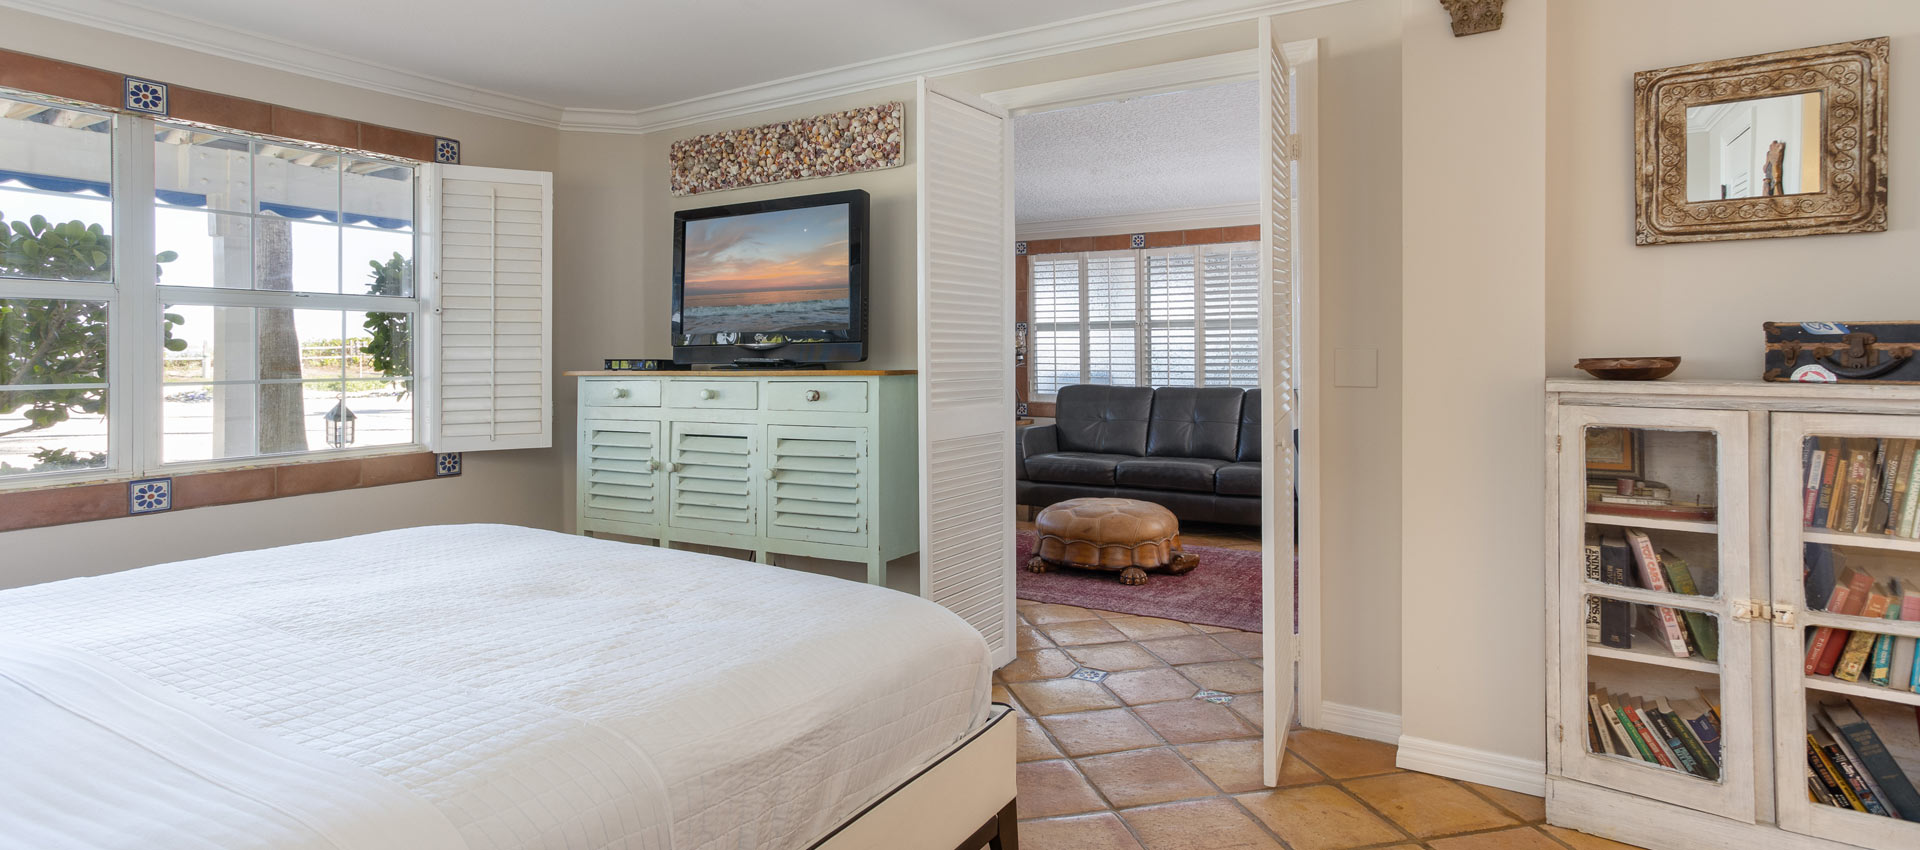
[{"left": 1575, "top": 357, "right": 1681, "bottom": 381}]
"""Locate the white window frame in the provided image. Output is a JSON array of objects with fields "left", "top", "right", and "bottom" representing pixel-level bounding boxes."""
[
  {"left": 0, "top": 95, "right": 425, "bottom": 491},
  {"left": 1026, "top": 239, "right": 1260, "bottom": 402}
]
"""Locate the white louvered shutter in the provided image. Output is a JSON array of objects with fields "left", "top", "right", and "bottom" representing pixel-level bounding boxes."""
[
  {"left": 1201, "top": 243, "right": 1260, "bottom": 388},
  {"left": 420, "top": 164, "right": 553, "bottom": 452},
  {"left": 1082, "top": 251, "right": 1138, "bottom": 387},
  {"left": 1028, "top": 254, "right": 1081, "bottom": 398},
  {"left": 1258, "top": 20, "right": 1298, "bottom": 786},
  {"left": 1143, "top": 248, "right": 1198, "bottom": 387},
  {"left": 917, "top": 79, "right": 1018, "bottom": 669}
]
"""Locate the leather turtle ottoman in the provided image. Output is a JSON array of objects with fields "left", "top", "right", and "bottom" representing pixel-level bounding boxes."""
[{"left": 1026, "top": 497, "right": 1200, "bottom": 585}]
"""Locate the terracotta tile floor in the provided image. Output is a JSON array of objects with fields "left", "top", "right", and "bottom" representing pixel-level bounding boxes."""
[{"left": 1001, "top": 600, "right": 1646, "bottom": 850}]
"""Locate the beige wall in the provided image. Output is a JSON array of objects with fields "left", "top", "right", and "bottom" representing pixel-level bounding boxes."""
[
  {"left": 1399, "top": 0, "right": 1548, "bottom": 766},
  {"left": 1545, "top": 1, "right": 1920, "bottom": 379},
  {"left": 0, "top": 9, "right": 564, "bottom": 588}
]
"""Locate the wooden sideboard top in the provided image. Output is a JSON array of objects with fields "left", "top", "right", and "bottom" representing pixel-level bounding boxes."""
[{"left": 564, "top": 369, "right": 918, "bottom": 377}]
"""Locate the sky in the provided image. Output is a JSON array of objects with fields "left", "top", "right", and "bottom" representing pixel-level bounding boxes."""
[{"left": 682, "top": 204, "right": 849, "bottom": 300}]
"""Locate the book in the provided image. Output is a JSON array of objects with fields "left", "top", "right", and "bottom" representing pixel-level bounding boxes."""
[
  {"left": 1659, "top": 549, "right": 1717, "bottom": 662},
  {"left": 1624, "top": 529, "right": 1691, "bottom": 657},
  {"left": 1860, "top": 439, "right": 1889, "bottom": 533},
  {"left": 1872, "top": 439, "right": 1905, "bottom": 534},
  {"left": 1823, "top": 701, "right": 1920, "bottom": 821},
  {"left": 1601, "top": 690, "right": 1655, "bottom": 763},
  {"left": 1656, "top": 696, "right": 1719, "bottom": 780},
  {"left": 1836, "top": 584, "right": 1894, "bottom": 682},
  {"left": 1583, "top": 542, "right": 1603, "bottom": 645},
  {"left": 1809, "top": 733, "right": 1865, "bottom": 811},
  {"left": 1814, "top": 726, "right": 1886, "bottom": 815},
  {"left": 1598, "top": 533, "right": 1634, "bottom": 649},
  {"left": 1814, "top": 708, "right": 1897, "bottom": 819},
  {"left": 1676, "top": 698, "right": 1721, "bottom": 766},
  {"left": 1646, "top": 703, "right": 1705, "bottom": 778},
  {"left": 1587, "top": 691, "right": 1621, "bottom": 756},
  {"left": 1839, "top": 442, "right": 1873, "bottom": 533},
  {"left": 1816, "top": 438, "right": 1844, "bottom": 528},
  {"left": 1809, "top": 565, "right": 1873, "bottom": 675},
  {"left": 1627, "top": 700, "right": 1679, "bottom": 770},
  {"left": 1805, "top": 542, "right": 1839, "bottom": 611},
  {"left": 1804, "top": 443, "right": 1829, "bottom": 525},
  {"left": 1903, "top": 449, "right": 1920, "bottom": 538},
  {"left": 1869, "top": 579, "right": 1904, "bottom": 685},
  {"left": 1894, "top": 439, "right": 1918, "bottom": 535}
]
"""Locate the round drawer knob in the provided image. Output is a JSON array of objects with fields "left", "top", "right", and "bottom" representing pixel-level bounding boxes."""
[
  {"left": 699, "top": 388, "right": 717, "bottom": 400},
  {"left": 614, "top": 387, "right": 631, "bottom": 399},
  {"left": 804, "top": 389, "right": 822, "bottom": 402}
]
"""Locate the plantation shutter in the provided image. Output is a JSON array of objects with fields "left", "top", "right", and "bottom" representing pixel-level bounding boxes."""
[
  {"left": 1200, "top": 243, "right": 1260, "bottom": 388},
  {"left": 1082, "top": 251, "right": 1138, "bottom": 387},
  {"left": 1259, "top": 19, "right": 1298, "bottom": 786},
  {"left": 1142, "top": 248, "right": 1198, "bottom": 386},
  {"left": 420, "top": 164, "right": 553, "bottom": 452},
  {"left": 1027, "top": 254, "right": 1081, "bottom": 398}
]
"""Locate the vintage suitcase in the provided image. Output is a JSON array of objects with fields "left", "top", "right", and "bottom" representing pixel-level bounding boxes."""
[{"left": 1764, "top": 321, "right": 1920, "bottom": 383}]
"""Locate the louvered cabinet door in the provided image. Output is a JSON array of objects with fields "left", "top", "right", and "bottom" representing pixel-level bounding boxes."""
[
  {"left": 667, "top": 421, "right": 759, "bottom": 534},
  {"left": 579, "top": 419, "right": 662, "bottom": 525},
  {"left": 765, "top": 425, "right": 869, "bottom": 548}
]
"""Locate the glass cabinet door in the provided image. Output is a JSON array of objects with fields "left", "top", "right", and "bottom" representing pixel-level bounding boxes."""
[
  {"left": 1556, "top": 405, "right": 1759, "bottom": 823},
  {"left": 1772, "top": 413, "right": 1920, "bottom": 849}
]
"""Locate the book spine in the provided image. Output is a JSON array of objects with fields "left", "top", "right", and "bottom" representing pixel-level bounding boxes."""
[
  {"left": 1648, "top": 709, "right": 1705, "bottom": 778},
  {"left": 1628, "top": 704, "right": 1680, "bottom": 770},
  {"left": 1873, "top": 439, "right": 1900, "bottom": 533},
  {"left": 1893, "top": 440, "right": 1917, "bottom": 535},
  {"left": 1686, "top": 713, "right": 1721, "bottom": 766},
  {"left": 1892, "top": 636, "right": 1918, "bottom": 691},
  {"left": 1837, "top": 628, "right": 1881, "bottom": 682},
  {"left": 1860, "top": 439, "right": 1888, "bottom": 533},
  {"left": 1825, "top": 742, "right": 1891, "bottom": 816},
  {"left": 1805, "top": 447, "right": 1828, "bottom": 525},
  {"left": 1599, "top": 537, "right": 1634, "bottom": 649},
  {"left": 1834, "top": 709, "right": 1920, "bottom": 821},
  {"left": 1583, "top": 544, "right": 1602, "bottom": 645},
  {"left": 1660, "top": 553, "right": 1718, "bottom": 662},
  {"left": 1903, "top": 452, "right": 1920, "bottom": 538},
  {"left": 1625, "top": 530, "right": 1690, "bottom": 657},
  {"left": 1840, "top": 448, "right": 1871, "bottom": 533},
  {"left": 1809, "top": 738, "right": 1863, "bottom": 812},
  {"left": 1612, "top": 704, "right": 1656, "bottom": 763},
  {"left": 1871, "top": 591, "right": 1903, "bottom": 685},
  {"left": 1817, "top": 443, "right": 1844, "bottom": 527},
  {"left": 1586, "top": 694, "right": 1617, "bottom": 756}
]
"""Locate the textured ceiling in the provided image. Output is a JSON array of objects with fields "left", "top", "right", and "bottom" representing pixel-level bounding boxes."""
[
  {"left": 1014, "top": 81, "right": 1258, "bottom": 226},
  {"left": 78, "top": 0, "right": 1150, "bottom": 111}
]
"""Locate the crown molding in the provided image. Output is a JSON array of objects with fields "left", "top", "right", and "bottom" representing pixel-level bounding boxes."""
[
  {"left": 985, "top": 50, "right": 1258, "bottom": 115},
  {"left": 0, "top": 0, "right": 1357, "bottom": 136},
  {"left": 1016, "top": 202, "right": 1259, "bottom": 240}
]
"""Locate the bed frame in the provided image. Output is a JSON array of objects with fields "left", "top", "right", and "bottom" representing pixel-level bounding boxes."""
[{"left": 809, "top": 704, "right": 1018, "bottom": 850}]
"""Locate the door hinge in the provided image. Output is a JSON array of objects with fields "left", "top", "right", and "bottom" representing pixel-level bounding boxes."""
[
  {"left": 1732, "top": 599, "right": 1783, "bottom": 624},
  {"left": 1556, "top": 723, "right": 1564, "bottom": 743}
]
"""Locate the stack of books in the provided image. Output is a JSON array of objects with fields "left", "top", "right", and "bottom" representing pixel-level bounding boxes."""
[
  {"left": 1587, "top": 529, "right": 1717, "bottom": 662},
  {"left": 1587, "top": 687, "right": 1722, "bottom": 780},
  {"left": 1802, "top": 548, "right": 1920, "bottom": 692},
  {"left": 1805, "top": 700, "right": 1920, "bottom": 821},
  {"left": 1803, "top": 437, "right": 1920, "bottom": 538}
]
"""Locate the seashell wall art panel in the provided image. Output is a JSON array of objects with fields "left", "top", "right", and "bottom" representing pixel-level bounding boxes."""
[{"left": 668, "top": 101, "right": 905, "bottom": 196}]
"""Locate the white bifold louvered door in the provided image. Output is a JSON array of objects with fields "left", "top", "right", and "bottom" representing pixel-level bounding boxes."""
[
  {"left": 917, "top": 80, "right": 1019, "bottom": 669},
  {"left": 1259, "top": 19, "right": 1300, "bottom": 786},
  {"left": 766, "top": 425, "right": 869, "bottom": 548},
  {"left": 667, "top": 422, "right": 759, "bottom": 534},
  {"left": 579, "top": 419, "right": 663, "bottom": 524},
  {"left": 420, "top": 164, "right": 553, "bottom": 452}
]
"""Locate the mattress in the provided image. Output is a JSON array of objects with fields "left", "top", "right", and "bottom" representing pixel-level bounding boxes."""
[{"left": 0, "top": 524, "right": 992, "bottom": 850}]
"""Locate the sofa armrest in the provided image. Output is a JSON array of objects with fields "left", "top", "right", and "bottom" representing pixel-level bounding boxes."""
[{"left": 1015, "top": 423, "right": 1058, "bottom": 481}]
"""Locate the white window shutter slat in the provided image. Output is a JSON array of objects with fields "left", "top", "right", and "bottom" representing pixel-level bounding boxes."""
[{"left": 420, "top": 163, "right": 554, "bottom": 452}]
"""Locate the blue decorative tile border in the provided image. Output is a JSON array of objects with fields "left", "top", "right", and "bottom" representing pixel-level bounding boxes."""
[
  {"left": 436, "top": 453, "right": 463, "bottom": 477},
  {"left": 1069, "top": 667, "right": 1109, "bottom": 683},
  {"left": 1014, "top": 241, "right": 1028, "bottom": 255},
  {"left": 434, "top": 138, "right": 461, "bottom": 164},
  {"left": 124, "top": 77, "right": 168, "bottom": 116},
  {"left": 128, "top": 477, "right": 172, "bottom": 514},
  {"left": 1130, "top": 233, "right": 1146, "bottom": 249}
]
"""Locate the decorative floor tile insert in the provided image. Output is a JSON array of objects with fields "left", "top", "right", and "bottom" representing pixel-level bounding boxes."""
[{"left": 999, "top": 602, "right": 1647, "bottom": 850}]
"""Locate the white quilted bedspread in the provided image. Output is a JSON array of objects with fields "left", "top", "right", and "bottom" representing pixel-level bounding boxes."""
[{"left": 0, "top": 524, "right": 992, "bottom": 850}]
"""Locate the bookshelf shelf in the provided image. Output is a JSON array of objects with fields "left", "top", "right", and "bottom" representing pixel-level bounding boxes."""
[
  {"left": 1802, "top": 528, "right": 1920, "bottom": 554},
  {"left": 1801, "top": 675, "right": 1920, "bottom": 709},
  {"left": 1584, "top": 512, "right": 1719, "bottom": 535},
  {"left": 1587, "top": 642, "right": 1720, "bottom": 674},
  {"left": 1548, "top": 381, "right": 1920, "bottom": 850}
]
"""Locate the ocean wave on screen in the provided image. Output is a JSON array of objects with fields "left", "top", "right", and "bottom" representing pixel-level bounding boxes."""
[{"left": 684, "top": 298, "right": 851, "bottom": 334}]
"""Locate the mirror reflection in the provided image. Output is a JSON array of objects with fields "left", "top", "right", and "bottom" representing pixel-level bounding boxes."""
[{"left": 1685, "top": 92, "right": 1823, "bottom": 202}]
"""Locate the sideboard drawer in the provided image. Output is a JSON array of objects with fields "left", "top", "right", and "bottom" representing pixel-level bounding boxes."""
[
  {"left": 767, "top": 380, "right": 869, "bottom": 413},
  {"left": 666, "top": 380, "right": 759, "bottom": 410},
  {"left": 581, "top": 379, "right": 661, "bottom": 407}
]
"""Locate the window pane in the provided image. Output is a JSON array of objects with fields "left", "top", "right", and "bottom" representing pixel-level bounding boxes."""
[
  {"left": 162, "top": 304, "right": 254, "bottom": 383},
  {"left": 255, "top": 144, "right": 338, "bottom": 221},
  {"left": 1085, "top": 253, "right": 1137, "bottom": 386},
  {"left": 0, "top": 97, "right": 113, "bottom": 283},
  {"left": 0, "top": 297, "right": 109, "bottom": 476},
  {"left": 342, "top": 158, "right": 413, "bottom": 232},
  {"left": 253, "top": 219, "right": 339, "bottom": 293},
  {"left": 154, "top": 126, "right": 250, "bottom": 213},
  {"left": 342, "top": 227, "right": 413, "bottom": 297},
  {"left": 154, "top": 208, "right": 251, "bottom": 288},
  {"left": 1144, "top": 251, "right": 1198, "bottom": 387},
  {"left": 1200, "top": 243, "right": 1260, "bottom": 388}
]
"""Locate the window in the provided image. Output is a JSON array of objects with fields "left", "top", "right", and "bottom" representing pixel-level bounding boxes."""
[
  {"left": 1, "top": 93, "right": 420, "bottom": 484},
  {"left": 1028, "top": 241, "right": 1260, "bottom": 400}
]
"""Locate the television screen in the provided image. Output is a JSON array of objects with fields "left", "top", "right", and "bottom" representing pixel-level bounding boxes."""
[{"left": 680, "top": 203, "right": 851, "bottom": 339}]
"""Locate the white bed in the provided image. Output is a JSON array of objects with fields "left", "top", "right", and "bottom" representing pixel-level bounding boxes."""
[{"left": 0, "top": 524, "right": 1008, "bottom": 850}]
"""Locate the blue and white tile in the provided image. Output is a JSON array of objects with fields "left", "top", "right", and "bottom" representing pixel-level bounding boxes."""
[
  {"left": 124, "top": 78, "right": 168, "bottom": 115},
  {"left": 436, "top": 452, "right": 463, "bottom": 476},
  {"left": 129, "top": 477, "right": 172, "bottom": 514},
  {"left": 434, "top": 138, "right": 461, "bottom": 164}
]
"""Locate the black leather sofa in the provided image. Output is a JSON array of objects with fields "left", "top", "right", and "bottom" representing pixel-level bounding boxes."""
[{"left": 1016, "top": 384, "right": 1261, "bottom": 526}]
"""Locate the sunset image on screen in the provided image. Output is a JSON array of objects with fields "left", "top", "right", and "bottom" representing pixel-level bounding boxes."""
[{"left": 681, "top": 204, "right": 850, "bottom": 335}]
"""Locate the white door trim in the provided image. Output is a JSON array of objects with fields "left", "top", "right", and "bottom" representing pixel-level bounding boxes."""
[{"left": 1282, "top": 36, "right": 1323, "bottom": 731}]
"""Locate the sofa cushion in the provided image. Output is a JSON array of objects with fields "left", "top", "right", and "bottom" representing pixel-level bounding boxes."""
[
  {"left": 1235, "top": 388, "right": 1261, "bottom": 463},
  {"left": 1216, "top": 462, "right": 1261, "bottom": 497},
  {"left": 1025, "top": 452, "right": 1133, "bottom": 486},
  {"left": 1054, "top": 385, "right": 1154, "bottom": 456},
  {"left": 1146, "top": 387, "right": 1245, "bottom": 460},
  {"left": 1115, "top": 457, "right": 1230, "bottom": 493}
]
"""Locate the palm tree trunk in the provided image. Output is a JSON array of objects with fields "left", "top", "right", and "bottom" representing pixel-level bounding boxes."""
[{"left": 254, "top": 218, "right": 306, "bottom": 454}]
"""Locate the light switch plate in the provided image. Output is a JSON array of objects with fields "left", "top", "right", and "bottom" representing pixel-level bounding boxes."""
[{"left": 1333, "top": 348, "right": 1379, "bottom": 388}]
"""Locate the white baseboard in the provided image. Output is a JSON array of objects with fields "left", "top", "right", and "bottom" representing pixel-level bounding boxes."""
[
  {"left": 1315, "top": 702, "right": 1402, "bottom": 744},
  {"left": 1394, "top": 735, "right": 1547, "bottom": 796}
]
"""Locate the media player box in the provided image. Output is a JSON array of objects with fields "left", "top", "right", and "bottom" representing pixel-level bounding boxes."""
[{"left": 603, "top": 359, "right": 692, "bottom": 372}]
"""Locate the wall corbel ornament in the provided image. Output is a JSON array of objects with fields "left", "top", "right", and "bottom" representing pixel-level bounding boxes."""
[{"left": 1438, "top": 0, "right": 1505, "bottom": 37}]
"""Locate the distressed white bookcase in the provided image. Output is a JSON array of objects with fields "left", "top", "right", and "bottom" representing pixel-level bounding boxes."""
[
  {"left": 570, "top": 370, "right": 918, "bottom": 584},
  {"left": 1546, "top": 379, "right": 1920, "bottom": 850}
]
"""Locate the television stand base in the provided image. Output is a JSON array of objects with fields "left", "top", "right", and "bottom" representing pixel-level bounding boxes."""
[{"left": 722, "top": 358, "right": 826, "bottom": 370}]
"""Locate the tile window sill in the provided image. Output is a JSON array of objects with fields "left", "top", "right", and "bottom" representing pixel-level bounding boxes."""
[{"left": 0, "top": 451, "right": 461, "bottom": 533}]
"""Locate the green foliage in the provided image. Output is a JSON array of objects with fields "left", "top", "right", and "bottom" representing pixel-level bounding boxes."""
[
  {"left": 360, "top": 251, "right": 413, "bottom": 397},
  {"left": 0, "top": 445, "right": 106, "bottom": 475},
  {"left": 0, "top": 210, "right": 178, "bottom": 448}
]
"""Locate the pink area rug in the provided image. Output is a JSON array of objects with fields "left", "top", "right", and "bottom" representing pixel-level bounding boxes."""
[{"left": 1016, "top": 531, "right": 1262, "bottom": 632}]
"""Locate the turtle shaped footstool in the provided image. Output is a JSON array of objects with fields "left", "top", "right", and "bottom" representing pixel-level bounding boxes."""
[{"left": 1027, "top": 498, "right": 1200, "bottom": 586}]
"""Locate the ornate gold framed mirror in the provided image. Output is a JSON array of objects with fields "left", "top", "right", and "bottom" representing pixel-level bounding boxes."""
[{"left": 1634, "top": 38, "right": 1889, "bottom": 245}]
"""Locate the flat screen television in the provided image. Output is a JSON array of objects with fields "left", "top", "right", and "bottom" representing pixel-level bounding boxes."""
[{"left": 672, "top": 189, "right": 868, "bottom": 365}]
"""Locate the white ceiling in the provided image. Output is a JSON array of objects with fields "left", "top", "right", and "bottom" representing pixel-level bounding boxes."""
[
  {"left": 1014, "top": 80, "right": 1257, "bottom": 226},
  {"left": 22, "top": 0, "right": 1148, "bottom": 112}
]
